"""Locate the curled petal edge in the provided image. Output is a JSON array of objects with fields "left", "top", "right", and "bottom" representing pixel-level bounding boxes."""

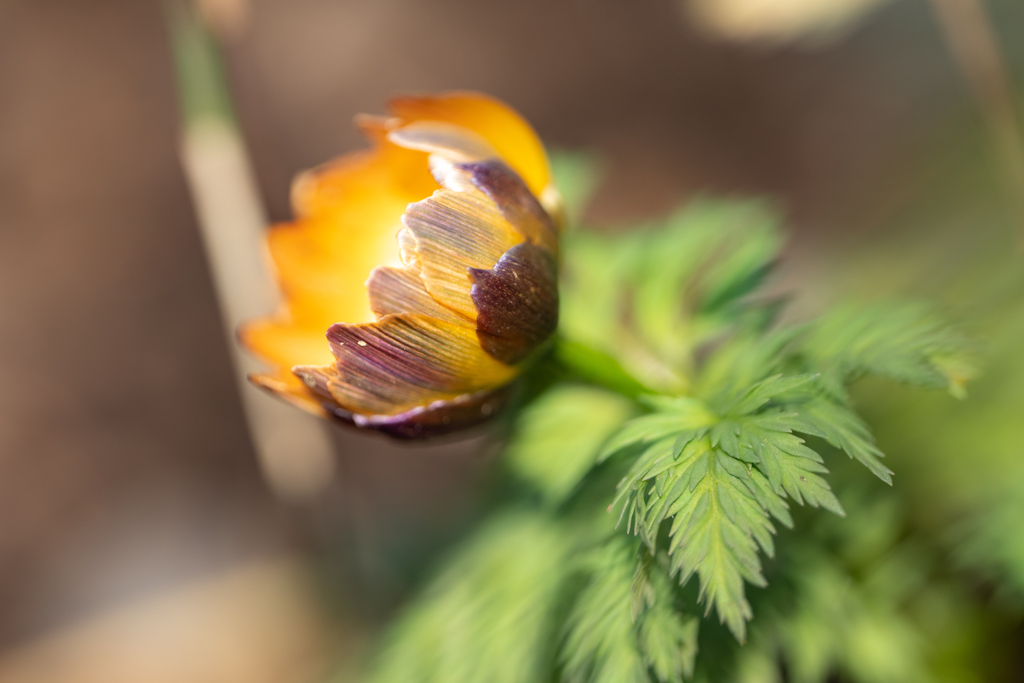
[{"left": 250, "top": 372, "right": 514, "bottom": 440}]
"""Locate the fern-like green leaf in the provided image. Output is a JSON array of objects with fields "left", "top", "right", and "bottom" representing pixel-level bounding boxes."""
[
  {"left": 633, "top": 553, "right": 700, "bottom": 683},
  {"left": 789, "top": 396, "right": 893, "bottom": 484},
  {"left": 369, "top": 514, "right": 568, "bottom": 683},
  {"left": 562, "top": 540, "right": 699, "bottom": 683},
  {"left": 608, "top": 375, "right": 858, "bottom": 640},
  {"left": 562, "top": 541, "right": 650, "bottom": 683},
  {"left": 802, "top": 302, "right": 973, "bottom": 399}
]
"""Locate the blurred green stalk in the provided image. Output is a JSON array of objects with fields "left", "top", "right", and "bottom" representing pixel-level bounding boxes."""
[
  {"left": 929, "top": 0, "right": 1024, "bottom": 248},
  {"left": 168, "top": 1, "right": 337, "bottom": 501}
]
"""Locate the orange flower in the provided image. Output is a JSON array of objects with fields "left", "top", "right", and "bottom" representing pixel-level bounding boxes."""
[{"left": 240, "top": 92, "right": 561, "bottom": 438}]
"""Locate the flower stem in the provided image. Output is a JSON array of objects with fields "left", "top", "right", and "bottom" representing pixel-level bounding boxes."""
[{"left": 552, "top": 337, "right": 653, "bottom": 400}]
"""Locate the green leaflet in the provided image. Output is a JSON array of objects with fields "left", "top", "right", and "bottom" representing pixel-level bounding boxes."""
[
  {"left": 604, "top": 357, "right": 953, "bottom": 639},
  {"left": 788, "top": 396, "right": 893, "bottom": 484},
  {"left": 735, "top": 478, "right": 963, "bottom": 683},
  {"left": 606, "top": 378, "right": 850, "bottom": 641},
  {"left": 590, "top": 253, "right": 970, "bottom": 642},
  {"left": 801, "top": 301, "right": 974, "bottom": 400},
  {"left": 562, "top": 540, "right": 650, "bottom": 683},
  {"left": 634, "top": 553, "right": 701, "bottom": 683},
  {"left": 562, "top": 539, "right": 700, "bottom": 683},
  {"left": 559, "top": 199, "right": 783, "bottom": 394},
  {"left": 506, "top": 385, "right": 636, "bottom": 504},
  {"left": 369, "top": 513, "right": 569, "bottom": 683},
  {"left": 598, "top": 398, "right": 715, "bottom": 464}
]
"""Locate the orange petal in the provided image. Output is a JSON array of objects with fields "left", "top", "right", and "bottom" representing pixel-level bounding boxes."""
[
  {"left": 430, "top": 157, "right": 559, "bottom": 255},
  {"left": 387, "top": 91, "right": 550, "bottom": 198},
  {"left": 248, "top": 372, "right": 330, "bottom": 418},
  {"left": 386, "top": 120, "right": 498, "bottom": 163},
  {"left": 270, "top": 136, "right": 438, "bottom": 330},
  {"left": 239, "top": 318, "right": 335, "bottom": 371},
  {"left": 386, "top": 121, "right": 557, "bottom": 254},
  {"left": 240, "top": 94, "right": 559, "bottom": 426},
  {"left": 244, "top": 123, "right": 439, "bottom": 376}
]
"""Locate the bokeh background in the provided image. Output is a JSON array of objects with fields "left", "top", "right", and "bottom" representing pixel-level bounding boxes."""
[{"left": 1, "top": 0, "right": 1021, "bottom": 680}]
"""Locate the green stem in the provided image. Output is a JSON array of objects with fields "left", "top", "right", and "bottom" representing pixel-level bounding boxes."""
[{"left": 552, "top": 337, "right": 653, "bottom": 400}]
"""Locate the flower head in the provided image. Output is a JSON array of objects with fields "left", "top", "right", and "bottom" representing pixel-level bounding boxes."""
[{"left": 240, "top": 92, "right": 561, "bottom": 438}]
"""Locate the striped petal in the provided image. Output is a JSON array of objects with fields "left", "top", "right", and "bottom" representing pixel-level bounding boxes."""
[
  {"left": 433, "top": 158, "right": 559, "bottom": 255},
  {"left": 399, "top": 189, "right": 522, "bottom": 319},
  {"left": 294, "top": 315, "right": 516, "bottom": 417},
  {"left": 366, "top": 265, "right": 469, "bottom": 324}
]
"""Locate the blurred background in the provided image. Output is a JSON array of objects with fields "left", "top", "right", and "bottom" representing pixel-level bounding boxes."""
[{"left": 0, "top": 0, "right": 1021, "bottom": 680}]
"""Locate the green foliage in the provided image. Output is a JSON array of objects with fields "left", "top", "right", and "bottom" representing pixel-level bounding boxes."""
[
  {"left": 568, "top": 203, "right": 971, "bottom": 641},
  {"left": 562, "top": 540, "right": 649, "bottom": 683},
  {"left": 802, "top": 302, "right": 973, "bottom": 400},
  {"left": 560, "top": 199, "right": 782, "bottom": 392},
  {"left": 363, "top": 176, "right": 980, "bottom": 682},
  {"left": 506, "top": 385, "right": 636, "bottom": 504},
  {"left": 600, "top": 345, "right": 957, "bottom": 641},
  {"left": 952, "top": 477, "right": 1024, "bottom": 605},
  {"left": 740, "top": 552, "right": 937, "bottom": 683},
  {"left": 562, "top": 539, "right": 699, "bottom": 683},
  {"left": 602, "top": 375, "right": 852, "bottom": 640},
  {"left": 786, "top": 396, "right": 892, "bottom": 484},
  {"left": 369, "top": 513, "right": 569, "bottom": 683},
  {"left": 549, "top": 150, "right": 604, "bottom": 228},
  {"left": 860, "top": 263, "right": 1024, "bottom": 608},
  {"left": 730, "top": 473, "right": 1000, "bottom": 683},
  {"left": 764, "top": 553, "right": 933, "bottom": 683}
]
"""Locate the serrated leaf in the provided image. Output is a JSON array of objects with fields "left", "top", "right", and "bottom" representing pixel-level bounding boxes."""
[
  {"left": 802, "top": 301, "right": 973, "bottom": 398},
  {"left": 630, "top": 552, "right": 656, "bottom": 623},
  {"left": 633, "top": 446, "right": 777, "bottom": 642},
  {"left": 564, "top": 540, "right": 700, "bottom": 683},
  {"left": 600, "top": 401, "right": 714, "bottom": 463},
  {"left": 669, "top": 500, "right": 761, "bottom": 638},
  {"left": 562, "top": 540, "right": 650, "bottom": 683},
  {"left": 599, "top": 415, "right": 690, "bottom": 463},
  {"left": 638, "top": 563, "right": 700, "bottom": 683},
  {"left": 736, "top": 417, "right": 845, "bottom": 517},
  {"left": 639, "top": 611, "right": 699, "bottom": 683},
  {"left": 790, "top": 397, "right": 894, "bottom": 484},
  {"left": 724, "top": 373, "right": 819, "bottom": 416},
  {"left": 686, "top": 451, "right": 711, "bottom": 492},
  {"left": 710, "top": 421, "right": 742, "bottom": 460},
  {"left": 613, "top": 387, "right": 854, "bottom": 640},
  {"left": 370, "top": 514, "right": 568, "bottom": 683}
]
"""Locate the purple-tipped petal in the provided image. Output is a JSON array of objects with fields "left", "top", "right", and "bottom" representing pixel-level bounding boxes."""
[
  {"left": 401, "top": 189, "right": 522, "bottom": 319},
  {"left": 433, "top": 159, "right": 558, "bottom": 254},
  {"left": 292, "top": 314, "right": 515, "bottom": 417},
  {"left": 324, "top": 385, "right": 514, "bottom": 439},
  {"left": 469, "top": 242, "right": 558, "bottom": 365}
]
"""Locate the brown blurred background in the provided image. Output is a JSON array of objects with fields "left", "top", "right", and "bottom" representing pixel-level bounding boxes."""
[{"left": 0, "top": 0, "right": 1019, "bottom": 678}]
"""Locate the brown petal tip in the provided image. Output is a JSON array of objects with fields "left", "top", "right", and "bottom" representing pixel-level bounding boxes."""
[
  {"left": 470, "top": 242, "right": 558, "bottom": 365},
  {"left": 324, "top": 386, "right": 514, "bottom": 440}
]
